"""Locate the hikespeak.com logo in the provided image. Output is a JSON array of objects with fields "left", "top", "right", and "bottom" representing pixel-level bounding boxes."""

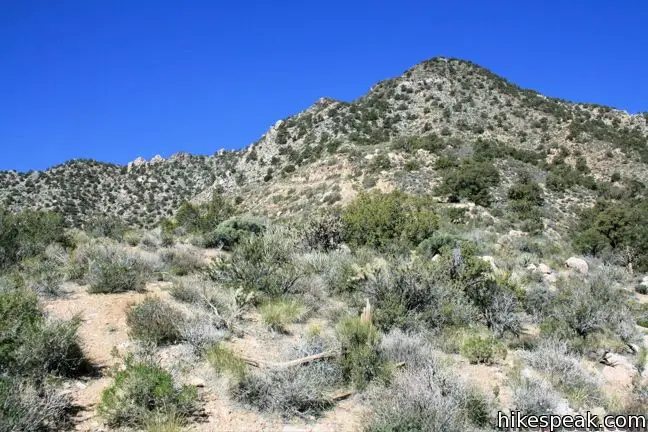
[{"left": 497, "top": 411, "right": 648, "bottom": 431}]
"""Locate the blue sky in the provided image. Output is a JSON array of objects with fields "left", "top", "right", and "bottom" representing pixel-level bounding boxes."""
[{"left": 1, "top": 0, "right": 646, "bottom": 172}]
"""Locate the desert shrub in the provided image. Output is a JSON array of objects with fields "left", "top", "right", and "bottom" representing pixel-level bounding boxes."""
[
  {"left": 169, "top": 276, "right": 204, "bottom": 304},
  {"left": 259, "top": 298, "right": 305, "bottom": 333},
  {"left": 460, "top": 334, "right": 507, "bottom": 364},
  {"left": 83, "top": 243, "right": 159, "bottom": 293},
  {"left": 173, "top": 192, "right": 235, "bottom": 235},
  {"left": 512, "top": 377, "right": 560, "bottom": 416},
  {"left": 0, "top": 377, "right": 73, "bottom": 432},
  {"left": 204, "top": 215, "right": 267, "bottom": 250},
  {"left": 126, "top": 298, "right": 184, "bottom": 346},
  {"left": 522, "top": 340, "right": 602, "bottom": 408},
  {"left": 341, "top": 190, "right": 439, "bottom": 250},
  {"left": 19, "top": 257, "right": 65, "bottom": 297},
  {"left": 416, "top": 231, "right": 461, "bottom": 257},
  {"left": 358, "top": 257, "right": 477, "bottom": 331},
  {"left": 436, "top": 159, "right": 501, "bottom": 206},
  {"left": 206, "top": 344, "right": 247, "bottom": 380},
  {"left": 336, "top": 317, "right": 387, "bottom": 389},
  {"left": 368, "top": 153, "right": 392, "bottom": 172},
  {"left": 379, "top": 329, "right": 436, "bottom": 368},
  {"left": 508, "top": 176, "right": 544, "bottom": 233},
  {"left": 180, "top": 313, "right": 226, "bottom": 353},
  {"left": 123, "top": 230, "right": 143, "bottom": 246},
  {"left": 87, "top": 253, "right": 146, "bottom": 293},
  {"left": 0, "top": 208, "right": 69, "bottom": 270},
  {"left": 85, "top": 215, "right": 129, "bottom": 241},
  {"left": 208, "top": 227, "right": 304, "bottom": 297},
  {"left": 98, "top": 355, "right": 197, "bottom": 428},
  {"left": 573, "top": 200, "right": 648, "bottom": 271},
  {"left": 230, "top": 339, "right": 341, "bottom": 417},
  {"left": 139, "top": 230, "right": 162, "bottom": 250},
  {"left": 365, "top": 360, "right": 491, "bottom": 432},
  {"left": 546, "top": 160, "right": 596, "bottom": 192},
  {"left": 232, "top": 368, "right": 334, "bottom": 418},
  {"left": 302, "top": 212, "right": 343, "bottom": 252},
  {"left": 539, "top": 273, "right": 637, "bottom": 349},
  {"left": 0, "top": 287, "right": 86, "bottom": 378},
  {"left": 429, "top": 243, "right": 522, "bottom": 336},
  {"left": 160, "top": 247, "right": 204, "bottom": 276}
]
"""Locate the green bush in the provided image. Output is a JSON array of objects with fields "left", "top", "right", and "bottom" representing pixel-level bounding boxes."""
[
  {"left": 359, "top": 257, "right": 477, "bottom": 331},
  {"left": 98, "top": 355, "right": 197, "bottom": 428},
  {"left": 436, "top": 159, "right": 501, "bottom": 206},
  {"left": 341, "top": 191, "right": 439, "bottom": 250},
  {"left": 126, "top": 297, "right": 184, "bottom": 346},
  {"left": 573, "top": 200, "right": 648, "bottom": 271},
  {"left": 204, "top": 215, "right": 266, "bottom": 250},
  {"left": 259, "top": 298, "right": 305, "bottom": 333},
  {"left": 20, "top": 257, "right": 65, "bottom": 297},
  {"left": 171, "top": 191, "right": 236, "bottom": 236},
  {"left": 0, "top": 287, "right": 86, "bottom": 378},
  {"left": 460, "top": 334, "right": 507, "bottom": 364},
  {"left": 0, "top": 208, "right": 69, "bottom": 270},
  {"left": 336, "top": 317, "right": 387, "bottom": 389},
  {"left": 85, "top": 215, "right": 128, "bottom": 241},
  {"left": 368, "top": 154, "right": 391, "bottom": 172},
  {"left": 208, "top": 227, "right": 303, "bottom": 297}
]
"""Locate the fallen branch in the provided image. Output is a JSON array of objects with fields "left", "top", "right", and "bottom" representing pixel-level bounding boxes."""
[
  {"left": 240, "top": 351, "right": 338, "bottom": 369},
  {"left": 330, "top": 390, "right": 355, "bottom": 402}
]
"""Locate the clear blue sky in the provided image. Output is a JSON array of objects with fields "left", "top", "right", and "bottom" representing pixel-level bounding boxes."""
[{"left": 1, "top": 0, "right": 646, "bottom": 172}]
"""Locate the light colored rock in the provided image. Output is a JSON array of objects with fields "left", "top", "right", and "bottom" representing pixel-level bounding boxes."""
[
  {"left": 508, "top": 229, "right": 526, "bottom": 237},
  {"left": 150, "top": 154, "right": 164, "bottom": 164},
  {"left": 566, "top": 257, "right": 588, "bottom": 274},
  {"left": 526, "top": 264, "right": 537, "bottom": 272},
  {"left": 481, "top": 255, "right": 497, "bottom": 270},
  {"left": 640, "top": 275, "right": 648, "bottom": 288},
  {"left": 127, "top": 156, "right": 146, "bottom": 171},
  {"left": 536, "top": 263, "right": 551, "bottom": 274},
  {"left": 188, "top": 377, "right": 205, "bottom": 388},
  {"left": 431, "top": 254, "right": 441, "bottom": 262}
]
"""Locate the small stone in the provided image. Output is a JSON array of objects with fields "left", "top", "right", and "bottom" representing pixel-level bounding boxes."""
[
  {"left": 526, "top": 264, "right": 537, "bottom": 272},
  {"left": 536, "top": 263, "right": 551, "bottom": 274},
  {"left": 566, "top": 257, "right": 588, "bottom": 274},
  {"left": 189, "top": 377, "right": 205, "bottom": 388}
]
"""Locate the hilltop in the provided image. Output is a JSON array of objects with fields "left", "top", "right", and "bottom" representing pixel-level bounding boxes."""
[{"left": 1, "top": 57, "right": 647, "bottom": 230}]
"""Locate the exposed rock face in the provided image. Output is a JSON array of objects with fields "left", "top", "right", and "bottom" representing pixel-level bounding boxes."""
[
  {"left": 127, "top": 156, "right": 146, "bottom": 171},
  {"left": 566, "top": 257, "right": 589, "bottom": 274}
]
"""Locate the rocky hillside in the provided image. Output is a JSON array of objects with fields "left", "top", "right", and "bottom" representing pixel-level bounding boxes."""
[{"left": 2, "top": 57, "right": 647, "bottom": 227}]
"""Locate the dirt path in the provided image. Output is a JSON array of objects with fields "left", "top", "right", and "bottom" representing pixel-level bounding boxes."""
[
  {"left": 45, "top": 282, "right": 365, "bottom": 432},
  {"left": 45, "top": 282, "right": 170, "bottom": 431}
]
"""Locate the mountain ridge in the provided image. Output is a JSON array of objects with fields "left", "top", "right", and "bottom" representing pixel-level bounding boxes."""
[{"left": 2, "top": 57, "right": 647, "bottom": 228}]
